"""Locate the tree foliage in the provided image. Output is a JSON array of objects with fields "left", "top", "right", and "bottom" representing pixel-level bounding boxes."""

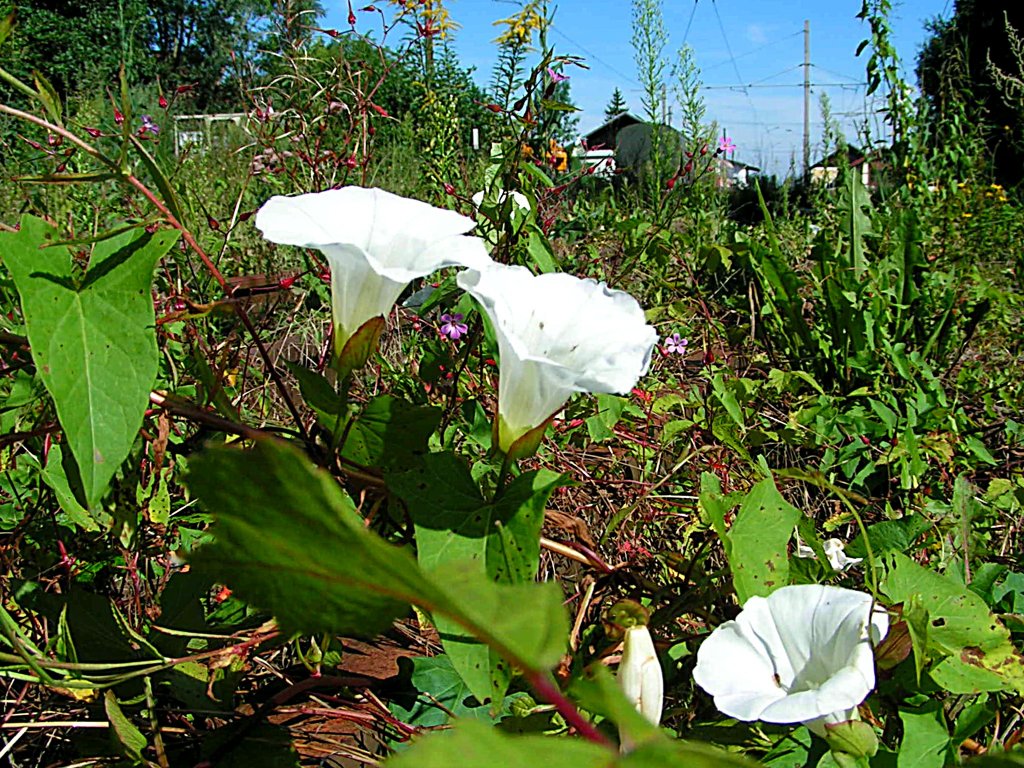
[
  {"left": 604, "top": 87, "right": 628, "bottom": 120},
  {"left": 1, "top": 0, "right": 270, "bottom": 109},
  {"left": 917, "top": 1, "right": 1024, "bottom": 186}
]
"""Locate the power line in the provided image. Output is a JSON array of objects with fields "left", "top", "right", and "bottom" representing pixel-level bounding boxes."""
[
  {"left": 709, "top": 0, "right": 759, "bottom": 129},
  {"left": 710, "top": 0, "right": 745, "bottom": 87},
  {"left": 548, "top": 24, "right": 640, "bottom": 87},
  {"left": 681, "top": 0, "right": 699, "bottom": 46},
  {"left": 811, "top": 63, "right": 867, "bottom": 84},
  {"left": 703, "top": 81, "right": 868, "bottom": 90},
  {"left": 701, "top": 30, "right": 803, "bottom": 72}
]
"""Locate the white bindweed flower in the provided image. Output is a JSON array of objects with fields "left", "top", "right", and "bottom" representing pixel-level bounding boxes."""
[
  {"left": 619, "top": 623, "right": 664, "bottom": 728},
  {"left": 692, "top": 584, "right": 888, "bottom": 737},
  {"left": 471, "top": 189, "right": 532, "bottom": 213},
  {"left": 255, "top": 187, "right": 490, "bottom": 369},
  {"left": 795, "top": 538, "right": 864, "bottom": 572},
  {"left": 456, "top": 263, "right": 657, "bottom": 456}
]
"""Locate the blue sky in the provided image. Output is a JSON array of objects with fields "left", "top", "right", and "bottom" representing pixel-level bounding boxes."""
[{"left": 326, "top": 1, "right": 950, "bottom": 176}]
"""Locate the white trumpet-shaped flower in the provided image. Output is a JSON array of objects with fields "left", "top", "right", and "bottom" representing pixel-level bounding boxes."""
[
  {"left": 692, "top": 585, "right": 888, "bottom": 736},
  {"left": 619, "top": 623, "right": 664, "bottom": 728},
  {"left": 255, "top": 187, "right": 490, "bottom": 367},
  {"left": 456, "top": 263, "right": 657, "bottom": 455},
  {"left": 471, "top": 189, "right": 532, "bottom": 213},
  {"left": 795, "top": 538, "right": 864, "bottom": 572}
]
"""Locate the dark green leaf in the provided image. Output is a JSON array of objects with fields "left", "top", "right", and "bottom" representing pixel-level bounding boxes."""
[
  {"left": 390, "top": 452, "right": 562, "bottom": 704},
  {"left": 897, "top": 702, "right": 950, "bottom": 768},
  {"left": 187, "top": 439, "right": 568, "bottom": 674},
  {"left": 340, "top": 395, "right": 441, "bottom": 471},
  {"left": 104, "top": 691, "right": 147, "bottom": 764},
  {"left": 726, "top": 476, "right": 801, "bottom": 601}
]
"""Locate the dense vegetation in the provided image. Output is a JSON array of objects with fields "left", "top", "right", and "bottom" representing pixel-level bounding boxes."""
[{"left": 0, "top": 1, "right": 1022, "bottom": 767}]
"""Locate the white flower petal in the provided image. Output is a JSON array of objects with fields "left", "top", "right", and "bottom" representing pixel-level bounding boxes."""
[
  {"left": 321, "top": 244, "right": 406, "bottom": 341},
  {"left": 693, "top": 585, "right": 888, "bottom": 728},
  {"left": 457, "top": 264, "right": 657, "bottom": 451},
  {"left": 472, "top": 189, "right": 532, "bottom": 213},
  {"left": 824, "top": 539, "right": 863, "bottom": 572},
  {"left": 619, "top": 625, "right": 664, "bottom": 727},
  {"left": 255, "top": 187, "right": 491, "bottom": 353}
]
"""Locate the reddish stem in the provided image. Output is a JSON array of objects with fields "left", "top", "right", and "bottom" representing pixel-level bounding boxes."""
[{"left": 525, "top": 671, "right": 612, "bottom": 747}]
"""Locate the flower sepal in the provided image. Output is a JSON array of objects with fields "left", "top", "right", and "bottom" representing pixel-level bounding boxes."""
[
  {"left": 823, "top": 718, "right": 878, "bottom": 767},
  {"left": 334, "top": 315, "right": 386, "bottom": 379},
  {"left": 496, "top": 411, "right": 554, "bottom": 463}
]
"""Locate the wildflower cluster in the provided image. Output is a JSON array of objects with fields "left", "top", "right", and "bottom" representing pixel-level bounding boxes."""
[{"left": 492, "top": 0, "right": 547, "bottom": 47}]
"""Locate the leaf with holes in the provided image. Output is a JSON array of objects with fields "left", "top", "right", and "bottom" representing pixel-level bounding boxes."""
[
  {"left": 1, "top": 216, "right": 178, "bottom": 508},
  {"left": 883, "top": 553, "right": 1024, "bottom": 695}
]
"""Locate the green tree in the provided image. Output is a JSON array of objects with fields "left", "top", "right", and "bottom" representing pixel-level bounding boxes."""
[
  {"left": 604, "top": 86, "right": 628, "bottom": 120},
  {"left": 0, "top": 0, "right": 271, "bottom": 109},
  {"left": 917, "top": 1, "right": 1024, "bottom": 185}
]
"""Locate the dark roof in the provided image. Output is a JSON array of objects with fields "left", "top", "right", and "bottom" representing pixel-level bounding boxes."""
[
  {"left": 581, "top": 113, "right": 644, "bottom": 151},
  {"left": 724, "top": 158, "right": 761, "bottom": 172}
]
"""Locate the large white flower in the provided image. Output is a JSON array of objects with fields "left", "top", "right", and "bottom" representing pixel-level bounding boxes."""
[
  {"left": 255, "top": 187, "right": 490, "bottom": 366},
  {"left": 692, "top": 585, "right": 888, "bottom": 736},
  {"left": 456, "top": 263, "right": 657, "bottom": 455}
]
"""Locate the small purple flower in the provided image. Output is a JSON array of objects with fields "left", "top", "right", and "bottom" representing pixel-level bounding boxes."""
[
  {"left": 718, "top": 136, "right": 735, "bottom": 154},
  {"left": 663, "top": 333, "right": 688, "bottom": 355},
  {"left": 439, "top": 312, "right": 469, "bottom": 341},
  {"left": 139, "top": 114, "right": 160, "bottom": 135},
  {"left": 547, "top": 67, "right": 569, "bottom": 83}
]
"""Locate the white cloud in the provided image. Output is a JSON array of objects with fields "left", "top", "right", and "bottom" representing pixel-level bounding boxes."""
[{"left": 746, "top": 24, "right": 769, "bottom": 45}]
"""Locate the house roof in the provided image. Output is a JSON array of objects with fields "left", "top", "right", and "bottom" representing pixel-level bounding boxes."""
[
  {"left": 723, "top": 157, "right": 761, "bottom": 172},
  {"left": 581, "top": 113, "right": 644, "bottom": 150}
]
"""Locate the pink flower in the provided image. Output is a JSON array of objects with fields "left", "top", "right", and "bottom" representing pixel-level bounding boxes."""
[
  {"left": 718, "top": 136, "right": 736, "bottom": 154},
  {"left": 547, "top": 67, "right": 569, "bottom": 83},
  {"left": 663, "top": 333, "right": 688, "bottom": 355},
  {"left": 439, "top": 312, "right": 469, "bottom": 341}
]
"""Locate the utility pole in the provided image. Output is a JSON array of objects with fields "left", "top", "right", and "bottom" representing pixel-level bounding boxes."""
[{"left": 803, "top": 19, "right": 811, "bottom": 177}]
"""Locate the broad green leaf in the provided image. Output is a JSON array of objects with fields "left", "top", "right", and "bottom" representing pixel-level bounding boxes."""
[
  {"left": 104, "top": 691, "right": 147, "bottom": 764},
  {"left": 882, "top": 553, "right": 1024, "bottom": 695},
  {"left": 384, "top": 719, "right": 609, "bottom": 768},
  {"left": 846, "top": 516, "right": 932, "bottom": 559},
  {"left": 711, "top": 372, "right": 745, "bottom": 429},
  {"left": 41, "top": 444, "right": 101, "bottom": 532},
  {"left": 383, "top": 719, "right": 757, "bottom": 768},
  {"left": 725, "top": 476, "right": 801, "bottom": 601},
  {"left": 187, "top": 439, "right": 568, "bottom": 675},
  {"left": 340, "top": 395, "right": 441, "bottom": 471},
  {"left": 526, "top": 228, "right": 558, "bottom": 273},
  {"left": 1, "top": 216, "right": 179, "bottom": 508},
  {"left": 283, "top": 361, "right": 343, "bottom": 428},
  {"left": 390, "top": 452, "right": 562, "bottom": 705},
  {"left": 586, "top": 394, "right": 626, "bottom": 443},
  {"left": 60, "top": 588, "right": 162, "bottom": 664},
  {"left": 389, "top": 655, "right": 527, "bottom": 731},
  {"left": 897, "top": 702, "right": 950, "bottom": 768}
]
